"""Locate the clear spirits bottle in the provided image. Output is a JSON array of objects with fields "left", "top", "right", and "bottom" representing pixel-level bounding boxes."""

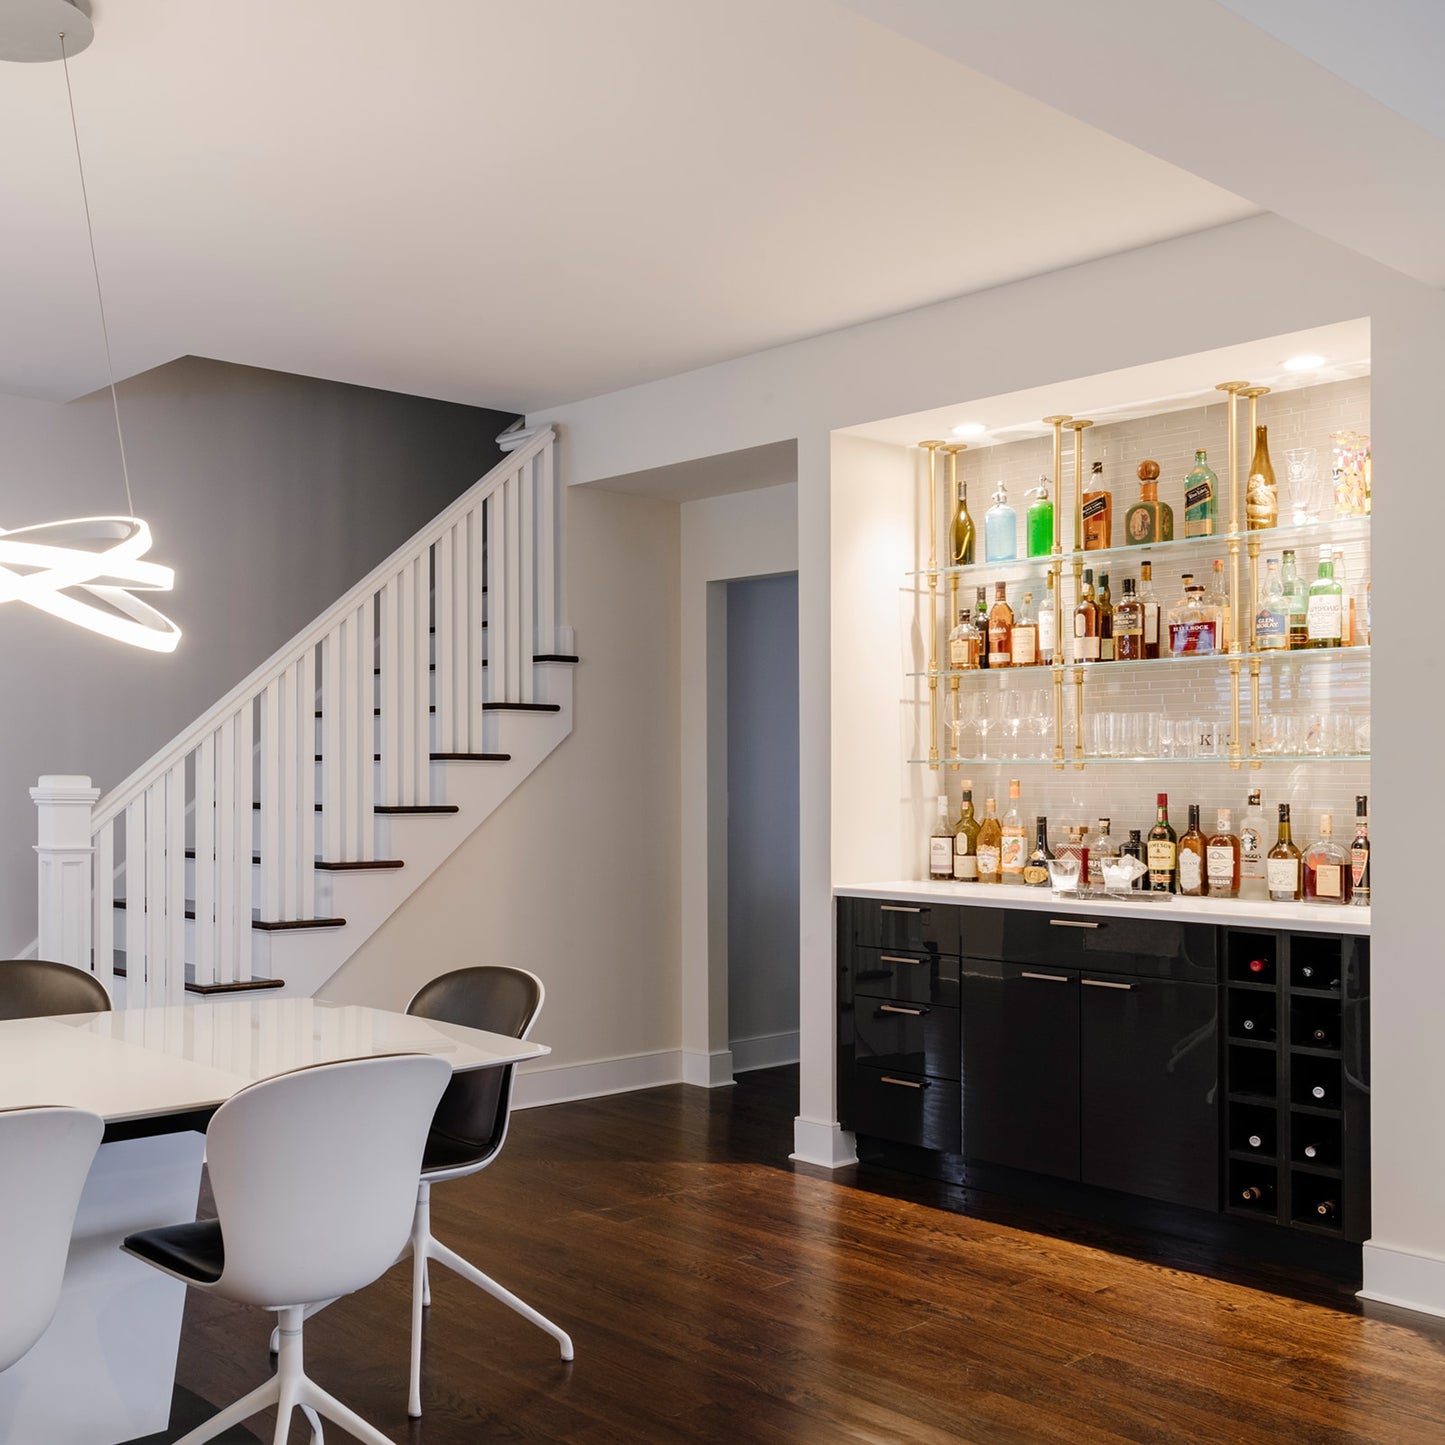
[
  {"left": 953, "top": 785, "right": 981, "bottom": 882},
  {"left": 948, "top": 606, "right": 984, "bottom": 671},
  {"left": 976, "top": 797, "right": 1002, "bottom": 884},
  {"left": 984, "top": 481, "right": 1017, "bottom": 563},
  {"left": 1303, "top": 813, "right": 1352, "bottom": 904},
  {"left": 1026, "top": 477, "right": 1054, "bottom": 558},
  {"left": 1022, "top": 816, "right": 1054, "bottom": 887},
  {"left": 1013, "top": 592, "right": 1038, "bottom": 668},
  {"left": 1147, "top": 793, "right": 1177, "bottom": 893},
  {"left": 1038, "top": 572, "right": 1057, "bottom": 665},
  {"left": 1255, "top": 557, "right": 1288, "bottom": 651},
  {"left": 1001, "top": 779, "right": 1027, "bottom": 882},
  {"left": 987, "top": 582, "right": 1015, "bottom": 668},
  {"left": 1113, "top": 578, "right": 1143, "bottom": 660},
  {"left": 1206, "top": 558, "right": 1231, "bottom": 651},
  {"left": 1207, "top": 808, "right": 1241, "bottom": 898},
  {"left": 1167, "top": 578, "right": 1215, "bottom": 656},
  {"left": 1281, "top": 549, "right": 1308, "bottom": 649},
  {"left": 1240, "top": 789, "right": 1268, "bottom": 900},
  {"left": 1090, "top": 818, "right": 1118, "bottom": 889},
  {"left": 1138, "top": 560, "right": 1162, "bottom": 660},
  {"left": 1178, "top": 804, "right": 1206, "bottom": 896},
  {"left": 929, "top": 796, "right": 954, "bottom": 881},
  {"left": 1120, "top": 828, "right": 1147, "bottom": 890},
  {"left": 1183, "top": 450, "right": 1218, "bottom": 537},
  {"left": 1073, "top": 569, "right": 1101, "bottom": 662},
  {"left": 1350, "top": 794, "right": 1370, "bottom": 905},
  {"left": 1306, "top": 545, "right": 1343, "bottom": 648},
  {"left": 1246, "top": 423, "right": 1278, "bottom": 530},
  {"left": 1267, "top": 803, "right": 1302, "bottom": 901}
]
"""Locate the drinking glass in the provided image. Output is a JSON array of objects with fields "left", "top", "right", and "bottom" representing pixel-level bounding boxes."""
[{"left": 1284, "top": 447, "right": 1324, "bottom": 526}]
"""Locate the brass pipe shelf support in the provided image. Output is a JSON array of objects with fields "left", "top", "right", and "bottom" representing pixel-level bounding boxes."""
[
  {"left": 920, "top": 439, "right": 944, "bottom": 770},
  {"left": 1216, "top": 381, "right": 1247, "bottom": 654}
]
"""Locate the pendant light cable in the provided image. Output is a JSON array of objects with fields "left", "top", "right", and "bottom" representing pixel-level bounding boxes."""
[{"left": 59, "top": 30, "right": 135, "bottom": 519}]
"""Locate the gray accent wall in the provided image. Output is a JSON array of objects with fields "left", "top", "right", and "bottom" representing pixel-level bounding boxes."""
[{"left": 0, "top": 355, "right": 514, "bottom": 953}]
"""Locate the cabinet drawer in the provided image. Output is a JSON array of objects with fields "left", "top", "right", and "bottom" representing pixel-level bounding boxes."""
[
  {"left": 849, "top": 1066, "right": 960, "bottom": 1153},
  {"left": 852, "top": 899, "right": 960, "bottom": 956},
  {"left": 855, "top": 994, "right": 960, "bottom": 1081},
  {"left": 1002, "top": 911, "right": 1216, "bottom": 982},
  {"left": 851, "top": 948, "right": 960, "bottom": 1006}
]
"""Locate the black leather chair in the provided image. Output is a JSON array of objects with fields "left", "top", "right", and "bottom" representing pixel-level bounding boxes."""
[{"left": 0, "top": 960, "right": 110, "bottom": 1021}]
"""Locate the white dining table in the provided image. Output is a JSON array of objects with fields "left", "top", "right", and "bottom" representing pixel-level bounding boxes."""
[{"left": 0, "top": 995, "right": 548, "bottom": 1445}]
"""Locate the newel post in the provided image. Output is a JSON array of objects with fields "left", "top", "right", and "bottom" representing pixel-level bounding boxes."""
[{"left": 32, "top": 774, "right": 100, "bottom": 973}]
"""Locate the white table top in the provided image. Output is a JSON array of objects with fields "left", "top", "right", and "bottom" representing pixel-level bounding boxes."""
[{"left": 0, "top": 997, "right": 548, "bottom": 1124}]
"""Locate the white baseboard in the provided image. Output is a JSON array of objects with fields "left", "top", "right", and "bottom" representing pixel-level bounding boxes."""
[
  {"left": 790, "top": 1116, "right": 857, "bottom": 1170},
  {"left": 1360, "top": 1241, "right": 1445, "bottom": 1319},
  {"left": 682, "top": 1048, "right": 736, "bottom": 1088},
  {"left": 730, "top": 1029, "right": 800, "bottom": 1074},
  {"left": 513, "top": 1048, "right": 684, "bottom": 1110}
]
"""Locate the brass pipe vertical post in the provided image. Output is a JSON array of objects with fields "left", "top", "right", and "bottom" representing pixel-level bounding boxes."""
[
  {"left": 1247, "top": 537, "right": 1261, "bottom": 652},
  {"left": 1216, "top": 382, "right": 1247, "bottom": 653},
  {"left": 1240, "top": 386, "right": 1271, "bottom": 655},
  {"left": 1248, "top": 656, "right": 1262, "bottom": 769},
  {"left": 920, "top": 440, "right": 944, "bottom": 770},
  {"left": 1072, "top": 666, "right": 1086, "bottom": 769},
  {"left": 1052, "top": 663, "right": 1065, "bottom": 769},
  {"left": 1041, "top": 416, "right": 1071, "bottom": 766},
  {"left": 1042, "top": 416, "right": 1071, "bottom": 555},
  {"left": 1228, "top": 657, "right": 1243, "bottom": 769},
  {"left": 942, "top": 443, "right": 967, "bottom": 633},
  {"left": 1065, "top": 421, "right": 1093, "bottom": 764},
  {"left": 1065, "top": 419, "right": 1094, "bottom": 555}
]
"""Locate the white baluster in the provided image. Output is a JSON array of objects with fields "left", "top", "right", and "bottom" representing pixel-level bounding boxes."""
[
  {"left": 350, "top": 600, "right": 373, "bottom": 860},
  {"left": 537, "top": 438, "right": 556, "bottom": 656},
  {"left": 297, "top": 648, "right": 316, "bottom": 919},
  {"left": 165, "top": 760, "right": 186, "bottom": 1001},
  {"left": 216, "top": 714, "right": 237, "bottom": 986},
  {"left": 280, "top": 663, "right": 301, "bottom": 921},
  {"left": 145, "top": 781, "right": 166, "bottom": 1006},
  {"left": 489, "top": 487, "right": 508, "bottom": 703},
  {"left": 260, "top": 679, "right": 281, "bottom": 924},
  {"left": 322, "top": 625, "right": 343, "bottom": 865},
  {"left": 235, "top": 700, "right": 254, "bottom": 981},
  {"left": 31, "top": 774, "right": 99, "bottom": 976},
  {"left": 92, "top": 823, "right": 114, "bottom": 997},
  {"left": 507, "top": 468, "right": 524, "bottom": 702},
  {"left": 468, "top": 503, "right": 486, "bottom": 737},
  {"left": 194, "top": 734, "right": 216, "bottom": 989},
  {"left": 435, "top": 529, "right": 454, "bottom": 753},
  {"left": 450, "top": 518, "right": 469, "bottom": 747},
  {"left": 380, "top": 577, "right": 400, "bottom": 805},
  {"left": 520, "top": 455, "right": 536, "bottom": 702},
  {"left": 125, "top": 798, "right": 145, "bottom": 991},
  {"left": 413, "top": 553, "right": 430, "bottom": 800}
]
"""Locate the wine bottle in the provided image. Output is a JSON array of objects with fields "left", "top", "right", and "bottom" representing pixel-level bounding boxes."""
[
  {"left": 1239, "top": 1016, "right": 1274, "bottom": 1041},
  {"left": 1206, "top": 808, "right": 1241, "bottom": 898},
  {"left": 1350, "top": 794, "right": 1371, "bottom": 906},
  {"left": 1247, "top": 957, "right": 1270, "bottom": 976},
  {"left": 977, "top": 798, "right": 1003, "bottom": 884},
  {"left": 1315, "top": 1199, "right": 1339, "bottom": 1224},
  {"left": 952, "top": 786, "right": 981, "bottom": 882},
  {"left": 1301, "top": 1140, "right": 1331, "bottom": 1162},
  {"left": 929, "top": 796, "right": 953, "bottom": 881},
  {"left": 1022, "top": 817, "right": 1054, "bottom": 888},
  {"left": 1267, "top": 803, "right": 1302, "bottom": 902},
  {"left": 947, "top": 467, "right": 975, "bottom": 568},
  {"left": 1177, "top": 804, "right": 1205, "bottom": 897},
  {"left": 1246, "top": 423, "right": 1278, "bottom": 530},
  {"left": 1239, "top": 1183, "right": 1275, "bottom": 1205},
  {"left": 1001, "top": 779, "right": 1027, "bottom": 882},
  {"left": 1245, "top": 1133, "right": 1266, "bottom": 1151}
]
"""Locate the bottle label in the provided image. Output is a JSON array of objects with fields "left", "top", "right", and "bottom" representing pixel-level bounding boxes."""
[
  {"left": 1314, "top": 863, "right": 1343, "bottom": 899},
  {"left": 1013, "top": 627, "right": 1037, "bottom": 667},
  {"left": 1267, "top": 857, "right": 1299, "bottom": 893},
  {"left": 1072, "top": 618, "right": 1100, "bottom": 661},
  {"left": 1179, "top": 850, "right": 1202, "bottom": 893},
  {"left": 1256, "top": 608, "right": 1288, "bottom": 646},
  {"left": 929, "top": 838, "right": 953, "bottom": 874},
  {"left": 1115, "top": 616, "right": 1142, "bottom": 637},
  {"left": 1206, "top": 845, "right": 1235, "bottom": 885},
  {"left": 1022, "top": 861, "right": 1050, "bottom": 886},
  {"left": 1350, "top": 845, "right": 1369, "bottom": 886},
  {"left": 949, "top": 636, "right": 969, "bottom": 668},
  {"left": 1038, "top": 610, "right": 1056, "bottom": 658},
  {"left": 1143, "top": 605, "right": 1159, "bottom": 646},
  {"left": 1184, "top": 481, "right": 1214, "bottom": 511},
  {"left": 977, "top": 845, "right": 1000, "bottom": 877},
  {"left": 953, "top": 849, "right": 979, "bottom": 881},
  {"left": 1001, "top": 833, "right": 1026, "bottom": 872},
  {"left": 1082, "top": 495, "right": 1109, "bottom": 522},
  {"left": 1147, "top": 840, "right": 1175, "bottom": 870},
  {"left": 1307, "top": 595, "right": 1342, "bottom": 642},
  {"left": 1168, "top": 619, "right": 1217, "bottom": 655}
]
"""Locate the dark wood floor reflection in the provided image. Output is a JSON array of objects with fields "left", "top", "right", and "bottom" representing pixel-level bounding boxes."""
[{"left": 171, "top": 1066, "right": 1445, "bottom": 1443}]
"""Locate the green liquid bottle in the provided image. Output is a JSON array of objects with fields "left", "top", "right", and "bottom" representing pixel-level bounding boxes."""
[
  {"left": 1026, "top": 475, "right": 1054, "bottom": 558},
  {"left": 1183, "top": 450, "right": 1218, "bottom": 538}
]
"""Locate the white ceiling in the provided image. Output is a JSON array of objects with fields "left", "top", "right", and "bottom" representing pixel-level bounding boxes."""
[{"left": 0, "top": 0, "right": 1256, "bottom": 412}]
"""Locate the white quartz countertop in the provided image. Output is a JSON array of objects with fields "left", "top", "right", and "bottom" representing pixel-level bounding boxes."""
[{"left": 835, "top": 880, "right": 1370, "bottom": 935}]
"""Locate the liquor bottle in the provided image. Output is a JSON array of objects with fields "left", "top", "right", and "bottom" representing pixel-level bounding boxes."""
[
  {"left": 1182, "top": 449, "right": 1218, "bottom": 537},
  {"left": 987, "top": 582, "right": 1014, "bottom": 669},
  {"left": 1300, "top": 1140, "right": 1332, "bottom": 1163},
  {"left": 1026, "top": 477, "right": 1054, "bottom": 558},
  {"left": 1267, "top": 803, "right": 1302, "bottom": 902},
  {"left": 1112, "top": 578, "right": 1143, "bottom": 660},
  {"left": 1246, "top": 423, "right": 1278, "bottom": 530},
  {"left": 977, "top": 797, "right": 1003, "bottom": 884},
  {"left": 1120, "top": 829, "right": 1146, "bottom": 890},
  {"left": 1308, "top": 1079, "right": 1334, "bottom": 1106},
  {"left": 947, "top": 468, "right": 975, "bottom": 568},
  {"left": 1281, "top": 549, "right": 1308, "bottom": 649},
  {"left": 1090, "top": 817, "right": 1118, "bottom": 888},
  {"left": 1177, "top": 804, "right": 1206, "bottom": 897},
  {"left": 1167, "top": 578, "right": 1216, "bottom": 656},
  {"left": 1315, "top": 1199, "right": 1340, "bottom": 1224},
  {"left": 1206, "top": 808, "right": 1241, "bottom": 898},
  {"left": 1001, "top": 779, "right": 1027, "bottom": 882},
  {"left": 1073, "top": 568, "right": 1101, "bottom": 662},
  {"left": 1255, "top": 557, "right": 1288, "bottom": 651},
  {"left": 1138, "top": 560, "right": 1162, "bottom": 660},
  {"left": 1022, "top": 817, "right": 1054, "bottom": 887},
  {"left": 1147, "top": 793, "right": 1177, "bottom": 894},
  {"left": 984, "top": 481, "right": 1017, "bottom": 563},
  {"left": 1240, "top": 789, "right": 1267, "bottom": 900},
  {"left": 1332, "top": 550, "right": 1356, "bottom": 646},
  {"left": 1097, "top": 572, "right": 1115, "bottom": 662},
  {"left": 1083, "top": 460, "right": 1112, "bottom": 550},
  {"left": 929, "top": 796, "right": 954, "bottom": 881},
  {"left": 1238, "top": 1013, "right": 1274, "bottom": 1041},
  {"left": 974, "top": 587, "right": 991, "bottom": 669},
  {"left": 1038, "top": 571, "right": 1057, "bottom": 665},
  {"left": 1013, "top": 592, "right": 1039, "bottom": 668},
  {"left": 1239, "top": 1183, "right": 1275, "bottom": 1206},
  {"left": 1305, "top": 546, "right": 1343, "bottom": 648},
  {"left": 1247, "top": 957, "right": 1271, "bottom": 977},
  {"left": 953, "top": 786, "right": 981, "bottom": 882},
  {"left": 948, "top": 606, "right": 984, "bottom": 671},
  {"left": 1303, "top": 813, "right": 1352, "bottom": 904},
  {"left": 1350, "top": 795, "right": 1371, "bottom": 906},
  {"left": 1056, "top": 824, "right": 1091, "bottom": 884},
  {"left": 1125, "top": 459, "right": 1174, "bottom": 544},
  {"left": 1206, "top": 559, "right": 1231, "bottom": 650}
]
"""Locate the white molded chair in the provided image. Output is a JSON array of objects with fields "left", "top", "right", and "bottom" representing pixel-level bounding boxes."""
[
  {"left": 123, "top": 1053, "right": 450, "bottom": 1445},
  {"left": 0, "top": 1106, "right": 104, "bottom": 1372}
]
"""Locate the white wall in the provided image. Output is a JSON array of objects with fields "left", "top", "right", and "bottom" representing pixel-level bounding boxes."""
[
  {"left": 0, "top": 356, "right": 513, "bottom": 955},
  {"left": 324, "top": 485, "right": 684, "bottom": 1104},
  {"left": 529, "top": 212, "right": 1445, "bottom": 1314}
]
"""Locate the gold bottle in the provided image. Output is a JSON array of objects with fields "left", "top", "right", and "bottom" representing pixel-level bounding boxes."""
[{"left": 1246, "top": 424, "right": 1278, "bottom": 530}]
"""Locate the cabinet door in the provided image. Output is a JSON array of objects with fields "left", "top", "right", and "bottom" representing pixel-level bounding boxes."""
[
  {"left": 1079, "top": 974, "right": 1219, "bottom": 1209},
  {"left": 961, "top": 959, "right": 1079, "bottom": 1180}
]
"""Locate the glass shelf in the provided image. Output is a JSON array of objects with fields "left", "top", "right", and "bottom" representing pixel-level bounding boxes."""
[
  {"left": 909, "top": 646, "right": 1371, "bottom": 680},
  {"left": 910, "top": 513, "right": 1371, "bottom": 583},
  {"left": 911, "top": 754, "right": 1371, "bottom": 767}
]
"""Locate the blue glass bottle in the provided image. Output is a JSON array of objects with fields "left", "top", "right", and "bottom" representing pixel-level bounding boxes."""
[{"left": 984, "top": 481, "right": 1017, "bottom": 563}]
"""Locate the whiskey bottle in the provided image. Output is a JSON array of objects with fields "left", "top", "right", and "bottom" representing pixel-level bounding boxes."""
[
  {"left": 948, "top": 606, "right": 984, "bottom": 671},
  {"left": 1125, "top": 459, "right": 1174, "bottom": 545},
  {"left": 947, "top": 469, "right": 975, "bottom": 568},
  {"left": 1147, "top": 793, "right": 1177, "bottom": 894},
  {"left": 1177, "top": 804, "right": 1206, "bottom": 897},
  {"left": 1097, "top": 572, "right": 1115, "bottom": 662},
  {"left": 1073, "top": 569, "right": 1101, "bottom": 662},
  {"left": 1001, "top": 779, "right": 1027, "bottom": 882},
  {"left": 929, "top": 796, "right": 954, "bottom": 881},
  {"left": 1240, "top": 789, "right": 1267, "bottom": 900},
  {"left": 1206, "top": 559, "right": 1231, "bottom": 650},
  {"left": 1267, "top": 803, "right": 1303, "bottom": 902},
  {"left": 1255, "top": 557, "right": 1288, "bottom": 651},
  {"left": 1303, "top": 813, "right": 1352, "bottom": 904},
  {"left": 1113, "top": 578, "right": 1144, "bottom": 660},
  {"left": 1350, "top": 794, "right": 1371, "bottom": 906},
  {"left": 1137, "top": 560, "right": 1162, "bottom": 659},
  {"left": 1026, "top": 477, "right": 1054, "bottom": 558},
  {"left": 1022, "top": 817, "right": 1054, "bottom": 887},
  {"left": 1183, "top": 449, "right": 1218, "bottom": 538},
  {"left": 1120, "top": 829, "right": 1146, "bottom": 890},
  {"left": 1082, "top": 460, "right": 1112, "bottom": 550},
  {"left": 1246, "top": 424, "right": 1278, "bottom": 530},
  {"left": 974, "top": 587, "right": 991, "bottom": 670},
  {"left": 1013, "top": 592, "right": 1039, "bottom": 668},
  {"left": 987, "top": 582, "right": 1015, "bottom": 669},
  {"left": 953, "top": 786, "right": 981, "bottom": 882},
  {"left": 1167, "top": 578, "right": 1215, "bottom": 656},
  {"left": 1038, "top": 572, "right": 1057, "bottom": 665},
  {"left": 1281, "top": 550, "right": 1308, "bottom": 649},
  {"left": 1305, "top": 546, "right": 1343, "bottom": 648},
  {"left": 984, "top": 481, "right": 1018, "bottom": 563},
  {"left": 977, "top": 797, "right": 1003, "bottom": 884},
  {"left": 1206, "top": 808, "right": 1241, "bottom": 898}
]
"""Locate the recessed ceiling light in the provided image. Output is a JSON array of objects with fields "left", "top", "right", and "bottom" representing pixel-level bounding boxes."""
[
  {"left": 951, "top": 422, "right": 987, "bottom": 437},
  {"left": 1282, "top": 354, "right": 1326, "bottom": 372}
]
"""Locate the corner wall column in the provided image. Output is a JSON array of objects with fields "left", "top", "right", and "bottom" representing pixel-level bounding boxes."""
[{"left": 32, "top": 774, "right": 100, "bottom": 979}]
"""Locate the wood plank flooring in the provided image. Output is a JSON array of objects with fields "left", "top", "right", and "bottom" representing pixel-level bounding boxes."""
[{"left": 165, "top": 1066, "right": 1445, "bottom": 1443}]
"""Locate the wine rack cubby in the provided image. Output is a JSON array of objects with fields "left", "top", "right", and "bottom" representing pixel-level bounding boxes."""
[{"left": 1223, "top": 929, "right": 1370, "bottom": 1241}]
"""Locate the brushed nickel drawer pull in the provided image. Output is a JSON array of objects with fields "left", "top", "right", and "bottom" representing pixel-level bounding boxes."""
[
  {"left": 880, "top": 905, "right": 923, "bottom": 914},
  {"left": 880, "top": 1076, "right": 927, "bottom": 1089},
  {"left": 1021, "top": 971, "right": 1070, "bottom": 983},
  {"left": 1050, "top": 919, "right": 1101, "bottom": 929},
  {"left": 880, "top": 954, "right": 925, "bottom": 965},
  {"left": 1082, "top": 978, "right": 1133, "bottom": 990},
  {"left": 879, "top": 1003, "right": 927, "bottom": 1016}
]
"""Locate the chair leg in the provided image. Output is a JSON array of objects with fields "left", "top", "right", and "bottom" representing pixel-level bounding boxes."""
[
  {"left": 301, "top": 1404, "right": 325, "bottom": 1443},
  {"left": 298, "top": 1378, "right": 401, "bottom": 1445},
  {"left": 269, "top": 1296, "right": 338, "bottom": 1354},
  {"left": 171, "top": 1374, "right": 281, "bottom": 1445},
  {"left": 408, "top": 1185, "right": 431, "bottom": 1417},
  {"left": 427, "top": 1234, "right": 575, "bottom": 1361}
]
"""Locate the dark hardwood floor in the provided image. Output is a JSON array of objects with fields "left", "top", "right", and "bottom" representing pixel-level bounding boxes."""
[{"left": 165, "top": 1066, "right": 1445, "bottom": 1443}]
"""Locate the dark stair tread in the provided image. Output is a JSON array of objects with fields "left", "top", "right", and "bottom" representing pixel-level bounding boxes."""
[
  {"left": 482, "top": 702, "right": 561, "bottom": 713},
  {"left": 108, "top": 955, "right": 286, "bottom": 996},
  {"left": 184, "top": 849, "right": 404, "bottom": 871},
  {"left": 113, "top": 900, "right": 346, "bottom": 931},
  {"left": 374, "top": 804, "right": 460, "bottom": 815},
  {"left": 534, "top": 653, "right": 580, "bottom": 663},
  {"left": 316, "top": 707, "right": 437, "bottom": 718},
  {"left": 429, "top": 752, "right": 510, "bottom": 762},
  {"left": 254, "top": 802, "right": 326, "bottom": 811}
]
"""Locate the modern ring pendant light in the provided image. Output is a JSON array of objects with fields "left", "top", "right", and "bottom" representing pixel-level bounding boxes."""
[{"left": 1, "top": 0, "right": 181, "bottom": 652}]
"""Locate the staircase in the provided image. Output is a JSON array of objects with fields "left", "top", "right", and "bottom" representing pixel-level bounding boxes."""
[{"left": 32, "top": 428, "right": 570, "bottom": 1004}]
